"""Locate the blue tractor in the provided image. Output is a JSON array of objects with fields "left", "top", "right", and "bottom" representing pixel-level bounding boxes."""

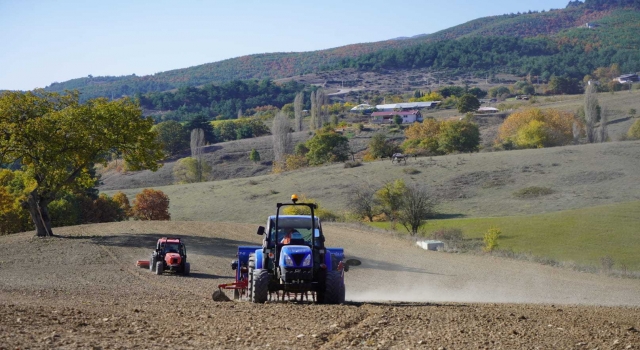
[{"left": 220, "top": 195, "right": 358, "bottom": 304}]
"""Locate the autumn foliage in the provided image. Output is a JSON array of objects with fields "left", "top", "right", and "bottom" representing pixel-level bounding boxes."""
[
  {"left": 112, "top": 191, "right": 133, "bottom": 218},
  {"left": 132, "top": 189, "right": 171, "bottom": 221},
  {"left": 402, "top": 119, "right": 479, "bottom": 155},
  {"left": 497, "top": 108, "right": 582, "bottom": 149}
]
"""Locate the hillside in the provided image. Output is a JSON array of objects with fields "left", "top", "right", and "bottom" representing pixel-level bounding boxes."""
[
  {"left": 42, "top": 3, "right": 640, "bottom": 100},
  {"left": 103, "top": 140, "right": 640, "bottom": 223},
  {"left": 99, "top": 89, "right": 640, "bottom": 191}
]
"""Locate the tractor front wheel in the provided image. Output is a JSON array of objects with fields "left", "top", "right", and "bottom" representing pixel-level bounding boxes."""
[
  {"left": 184, "top": 262, "right": 190, "bottom": 276},
  {"left": 322, "top": 271, "right": 344, "bottom": 304},
  {"left": 250, "top": 269, "right": 269, "bottom": 303},
  {"left": 150, "top": 255, "right": 156, "bottom": 272},
  {"left": 155, "top": 261, "right": 163, "bottom": 275}
]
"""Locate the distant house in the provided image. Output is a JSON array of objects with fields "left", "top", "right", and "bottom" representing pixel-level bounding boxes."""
[
  {"left": 349, "top": 104, "right": 374, "bottom": 113},
  {"left": 584, "top": 22, "right": 600, "bottom": 29},
  {"left": 375, "top": 102, "right": 440, "bottom": 112},
  {"left": 476, "top": 107, "right": 500, "bottom": 114},
  {"left": 617, "top": 74, "right": 639, "bottom": 84},
  {"left": 371, "top": 110, "right": 422, "bottom": 124}
]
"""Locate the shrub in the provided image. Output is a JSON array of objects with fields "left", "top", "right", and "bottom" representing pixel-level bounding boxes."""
[
  {"left": 48, "top": 196, "right": 79, "bottom": 227},
  {"left": 249, "top": 148, "right": 260, "bottom": 162},
  {"left": 402, "top": 168, "right": 420, "bottom": 175},
  {"left": 0, "top": 171, "right": 34, "bottom": 234},
  {"left": 483, "top": 227, "right": 501, "bottom": 252},
  {"left": 497, "top": 108, "right": 581, "bottom": 149},
  {"left": 94, "top": 194, "right": 126, "bottom": 223},
  {"left": 343, "top": 160, "right": 361, "bottom": 168},
  {"left": 284, "top": 154, "right": 309, "bottom": 171},
  {"left": 601, "top": 256, "right": 614, "bottom": 271},
  {"left": 437, "top": 121, "right": 480, "bottom": 153},
  {"left": 173, "top": 157, "right": 212, "bottom": 184},
  {"left": 628, "top": 119, "right": 640, "bottom": 139},
  {"left": 368, "top": 133, "right": 396, "bottom": 159},
  {"left": 401, "top": 119, "right": 442, "bottom": 155},
  {"left": 431, "top": 228, "right": 464, "bottom": 242},
  {"left": 362, "top": 150, "right": 377, "bottom": 162},
  {"left": 514, "top": 119, "right": 549, "bottom": 148},
  {"left": 281, "top": 194, "right": 338, "bottom": 221},
  {"left": 457, "top": 94, "right": 480, "bottom": 113},
  {"left": 112, "top": 191, "right": 132, "bottom": 218},
  {"left": 294, "top": 142, "right": 309, "bottom": 156},
  {"left": 375, "top": 179, "right": 407, "bottom": 222},
  {"left": 305, "top": 130, "right": 350, "bottom": 165},
  {"left": 513, "top": 186, "right": 554, "bottom": 199},
  {"left": 132, "top": 189, "right": 171, "bottom": 221}
]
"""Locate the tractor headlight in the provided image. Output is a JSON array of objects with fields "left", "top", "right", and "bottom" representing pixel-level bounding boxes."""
[
  {"left": 284, "top": 253, "right": 294, "bottom": 266},
  {"left": 302, "top": 254, "right": 311, "bottom": 267}
]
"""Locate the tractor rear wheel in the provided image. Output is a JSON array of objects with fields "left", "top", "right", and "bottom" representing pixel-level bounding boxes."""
[
  {"left": 155, "top": 261, "right": 163, "bottom": 275},
  {"left": 184, "top": 262, "right": 190, "bottom": 276},
  {"left": 250, "top": 269, "right": 269, "bottom": 303},
  {"left": 150, "top": 255, "right": 156, "bottom": 272},
  {"left": 322, "top": 271, "right": 344, "bottom": 304}
]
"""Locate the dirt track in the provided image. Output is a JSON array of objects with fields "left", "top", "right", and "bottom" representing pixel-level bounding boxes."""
[{"left": 1, "top": 221, "right": 639, "bottom": 349}]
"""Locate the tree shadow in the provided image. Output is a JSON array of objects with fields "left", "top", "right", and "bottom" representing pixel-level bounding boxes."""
[
  {"left": 430, "top": 213, "right": 466, "bottom": 219},
  {"left": 608, "top": 116, "right": 632, "bottom": 125}
]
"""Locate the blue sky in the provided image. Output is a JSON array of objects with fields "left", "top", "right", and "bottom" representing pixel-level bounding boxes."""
[{"left": 1, "top": 0, "right": 569, "bottom": 91}]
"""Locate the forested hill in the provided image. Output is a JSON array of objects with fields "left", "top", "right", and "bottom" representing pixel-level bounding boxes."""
[{"left": 44, "top": 0, "right": 639, "bottom": 100}]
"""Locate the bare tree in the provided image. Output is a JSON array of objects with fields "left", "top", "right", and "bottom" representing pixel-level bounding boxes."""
[
  {"left": 190, "top": 128, "right": 206, "bottom": 182},
  {"left": 315, "top": 89, "right": 328, "bottom": 129},
  {"left": 584, "top": 84, "right": 599, "bottom": 143},
  {"left": 598, "top": 105, "right": 608, "bottom": 143},
  {"left": 572, "top": 121, "right": 581, "bottom": 145},
  {"left": 348, "top": 185, "right": 379, "bottom": 222},
  {"left": 309, "top": 91, "right": 317, "bottom": 130},
  {"left": 237, "top": 109, "right": 243, "bottom": 119},
  {"left": 398, "top": 184, "right": 434, "bottom": 236},
  {"left": 272, "top": 111, "right": 291, "bottom": 167},
  {"left": 294, "top": 92, "right": 304, "bottom": 132}
]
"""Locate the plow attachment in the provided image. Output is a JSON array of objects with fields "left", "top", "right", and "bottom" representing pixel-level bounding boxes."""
[
  {"left": 212, "top": 281, "right": 247, "bottom": 302},
  {"left": 136, "top": 260, "right": 150, "bottom": 268}
]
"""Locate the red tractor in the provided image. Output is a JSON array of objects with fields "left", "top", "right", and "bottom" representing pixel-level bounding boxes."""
[{"left": 149, "top": 237, "right": 190, "bottom": 276}]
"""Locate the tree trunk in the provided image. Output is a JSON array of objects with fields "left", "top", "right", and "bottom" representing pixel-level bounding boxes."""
[{"left": 26, "top": 191, "right": 54, "bottom": 237}]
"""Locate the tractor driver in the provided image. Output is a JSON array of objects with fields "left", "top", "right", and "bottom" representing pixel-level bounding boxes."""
[{"left": 280, "top": 228, "right": 300, "bottom": 245}]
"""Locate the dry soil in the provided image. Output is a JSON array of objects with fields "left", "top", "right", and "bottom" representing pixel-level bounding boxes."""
[{"left": 1, "top": 221, "right": 639, "bottom": 349}]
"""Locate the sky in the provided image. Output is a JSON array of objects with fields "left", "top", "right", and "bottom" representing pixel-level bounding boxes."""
[{"left": 0, "top": 0, "right": 571, "bottom": 91}]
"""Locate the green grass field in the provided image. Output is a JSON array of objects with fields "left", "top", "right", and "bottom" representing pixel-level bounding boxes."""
[{"left": 371, "top": 201, "right": 640, "bottom": 271}]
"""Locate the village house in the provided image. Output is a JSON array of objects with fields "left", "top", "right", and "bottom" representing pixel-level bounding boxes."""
[
  {"left": 476, "top": 107, "right": 500, "bottom": 114},
  {"left": 371, "top": 110, "right": 422, "bottom": 124},
  {"left": 617, "top": 74, "right": 639, "bottom": 84},
  {"left": 375, "top": 101, "right": 440, "bottom": 112}
]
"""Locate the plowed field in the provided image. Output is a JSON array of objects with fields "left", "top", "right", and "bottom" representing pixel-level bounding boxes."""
[{"left": 1, "top": 222, "right": 639, "bottom": 349}]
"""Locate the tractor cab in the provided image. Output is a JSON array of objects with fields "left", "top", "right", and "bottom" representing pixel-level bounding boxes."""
[
  {"left": 159, "top": 240, "right": 185, "bottom": 255},
  {"left": 266, "top": 216, "right": 324, "bottom": 248}
]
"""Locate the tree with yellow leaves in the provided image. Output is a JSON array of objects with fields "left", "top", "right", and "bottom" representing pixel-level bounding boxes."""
[
  {"left": 497, "top": 108, "right": 582, "bottom": 149},
  {"left": 0, "top": 90, "right": 164, "bottom": 236}
]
